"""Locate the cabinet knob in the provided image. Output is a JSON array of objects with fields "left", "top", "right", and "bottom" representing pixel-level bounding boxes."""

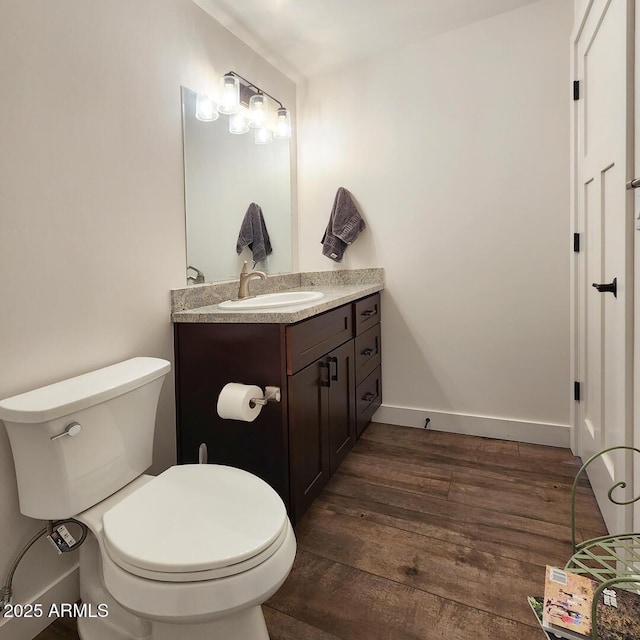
[
  {"left": 361, "top": 348, "right": 378, "bottom": 357},
  {"left": 361, "top": 309, "right": 377, "bottom": 318},
  {"left": 362, "top": 392, "right": 377, "bottom": 402}
]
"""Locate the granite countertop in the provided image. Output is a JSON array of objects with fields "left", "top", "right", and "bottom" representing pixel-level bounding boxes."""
[
  {"left": 171, "top": 268, "right": 384, "bottom": 324},
  {"left": 171, "top": 283, "right": 382, "bottom": 323}
]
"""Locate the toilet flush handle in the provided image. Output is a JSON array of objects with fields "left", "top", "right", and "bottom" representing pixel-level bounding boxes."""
[{"left": 50, "top": 421, "right": 82, "bottom": 441}]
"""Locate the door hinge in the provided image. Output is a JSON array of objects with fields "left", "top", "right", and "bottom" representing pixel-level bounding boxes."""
[
  {"left": 574, "top": 381, "right": 581, "bottom": 402},
  {"left": 573, "top": 233, "right": 580, "bottom": 252},
  {"left": 573, "top": 80, "right": 580, "bottom": 101}
]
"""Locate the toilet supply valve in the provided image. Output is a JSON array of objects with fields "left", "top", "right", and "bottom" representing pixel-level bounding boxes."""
[
  {"left": 47, "top": 524, "right": 77, "bottom": 554},
  {"left": 50, "top": 421, "right": 82, "bottom": 441},
  {"left": 251, "top": 386, "right": 281, "bottom": 406},
  {"left": 2, "top": 518, "right": 88, "bottom": 617},
  {"left": 1, "top": 586, "right": 10, "bottom": 612}
]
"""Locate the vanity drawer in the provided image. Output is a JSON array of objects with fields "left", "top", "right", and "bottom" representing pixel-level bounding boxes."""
[
  {"left": 356, "top": 366, "right": 382, "bottom": 438},
  {"left": 355, "top": 323, "right": 381, "bottom": 385},
  {"left": 286, "top": 304, "right": 353, "bottom": 374},
  {"left": 354, "top": 293, "right": 380, "bottom": 336}
]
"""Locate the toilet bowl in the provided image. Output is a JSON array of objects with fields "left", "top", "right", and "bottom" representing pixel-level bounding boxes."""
[
  {"left": 0, "top": 358, "right": 296, "bottom": 639},
  {"left": 77, "top": 465, "right": 296, "bottom": 640}
]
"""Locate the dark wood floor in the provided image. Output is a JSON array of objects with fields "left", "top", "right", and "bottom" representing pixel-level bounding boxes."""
[{"left": 35, "top": 423, "right": 606, "bottom": 640}]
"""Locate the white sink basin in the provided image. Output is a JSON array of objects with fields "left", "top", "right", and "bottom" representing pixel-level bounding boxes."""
[{"left": 218, "top": 291, "right": 324, "bottom": 310}]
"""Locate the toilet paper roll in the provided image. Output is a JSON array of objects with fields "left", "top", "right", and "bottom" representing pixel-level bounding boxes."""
[{"left": 216, "top": 383, "right": 264, "bottom": 422}]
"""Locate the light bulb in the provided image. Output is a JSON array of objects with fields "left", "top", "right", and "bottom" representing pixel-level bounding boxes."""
[
  {"left": 195, "top": 94, "right": 218, "bottom": 122},
  {"left": 218, "top": 74, "right": 240, "bottom": 115},
  {"left": 229, "top": 112, "right": 249, "bottom": 134},
  {"left": 254, "top": 127, "right": 273, "bottom": 144},
  {"left": 274, "top": 108, "right": 292, "bottom": 139},
  {"left": 249, "top": 94, "right": 268, "bottom": 129}
]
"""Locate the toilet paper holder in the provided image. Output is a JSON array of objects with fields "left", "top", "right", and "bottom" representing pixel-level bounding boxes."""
[{"left": 250, "top": 386, "right": 281, "bottom": 406}]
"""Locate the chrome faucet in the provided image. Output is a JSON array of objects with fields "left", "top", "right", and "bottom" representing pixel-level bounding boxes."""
[{"left": 237, "top": 261, "right": 266, "bottom": 299}]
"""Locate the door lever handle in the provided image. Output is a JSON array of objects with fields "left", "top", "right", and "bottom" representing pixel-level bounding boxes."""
[{"left": 592, "top": 278, "right": 617, "bottom": 298}]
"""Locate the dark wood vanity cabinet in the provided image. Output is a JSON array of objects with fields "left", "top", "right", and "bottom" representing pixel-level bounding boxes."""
[
  {"left": 174, "top": 292, "right": 381, "bottom": 524},
  {"left": 288, "top": 338, "right": 356, "bottom": 519}
]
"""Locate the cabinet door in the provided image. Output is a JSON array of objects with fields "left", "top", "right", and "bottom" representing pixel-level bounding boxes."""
[
  {"left": 288, "top": 359, "right": 331, "bottom": 523},
  {"left": 327, "top": 340, "right": 356, "bottom": 473}
]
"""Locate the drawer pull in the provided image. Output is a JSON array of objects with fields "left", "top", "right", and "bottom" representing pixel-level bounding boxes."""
[
  {"left": 361, "top": 348, "right": 378, "bottom": 357},
  {"left": 361, "top": 309, "right": 377, "bottom": 318},
  {"left": 362, "top": 392, "right": 377, "bottom": 402},
  {"left": 320, "top": 361, "right": 331, "bottom": 387},
  {"left": 329, "top": 356, "right": 339, "bottom": 381}
]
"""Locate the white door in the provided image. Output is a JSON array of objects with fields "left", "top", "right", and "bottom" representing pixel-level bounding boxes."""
[
  {"left": 573, "top": 0, "right": 634, "bottom": 535},
  {"left": 635, "top": 2, "right": 640, "bottom": 537}
]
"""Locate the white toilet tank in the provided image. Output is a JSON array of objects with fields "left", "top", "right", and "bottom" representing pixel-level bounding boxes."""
[{"left": 0, "top": 357, "right": 171, "bottom": 520}]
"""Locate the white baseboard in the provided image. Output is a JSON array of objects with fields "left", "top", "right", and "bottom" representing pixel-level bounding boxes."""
[
  {"left": 0, "top": 564, "right": 79, "bottom": 640},
  {"left": 372, "top": 404, "right": 571, "bottom": 448}
]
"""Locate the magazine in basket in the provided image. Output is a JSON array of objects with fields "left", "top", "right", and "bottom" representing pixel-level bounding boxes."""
[{"left": 540, "top": 566, "right": 640, "bottom": 640}]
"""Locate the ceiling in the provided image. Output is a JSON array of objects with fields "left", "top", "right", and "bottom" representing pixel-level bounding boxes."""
[{"left": 192, "top": 0, "right": 543, "bottom": 81}]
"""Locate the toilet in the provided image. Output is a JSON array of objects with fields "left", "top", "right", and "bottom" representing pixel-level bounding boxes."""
[{"left": 0, "top": 357, "right": 296, "bottom": 640}]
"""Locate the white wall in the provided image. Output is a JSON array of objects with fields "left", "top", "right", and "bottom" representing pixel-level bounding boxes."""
[
  {"left": 0, "top": 1, "right": 294, "bottom": 636},
  {"left": 574, "top": 0, "right": 590, "bottom": 24},
  {"left": 297, "top": 0, "right": 574, "bottom": 441}
]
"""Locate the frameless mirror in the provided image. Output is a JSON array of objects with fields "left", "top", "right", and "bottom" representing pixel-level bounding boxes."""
[{"left": 181, "top": 86, "right": 292, "bottom": 283}]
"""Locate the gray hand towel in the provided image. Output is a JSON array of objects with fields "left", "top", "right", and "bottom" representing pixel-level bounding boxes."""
[
  {"left": 321, "top": 187, "right": 366, "bottom": 262},
  {"left": 236, "top": 202, "right": 273, "bottom": 264}
]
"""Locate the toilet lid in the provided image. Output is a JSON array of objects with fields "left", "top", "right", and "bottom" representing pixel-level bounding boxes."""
[{"left": 102, "top": 465, "right": 288, "bottom": 575}]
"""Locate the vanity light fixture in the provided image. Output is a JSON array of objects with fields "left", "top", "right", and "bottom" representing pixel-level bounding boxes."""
[{"left": 197, "top": 71, "right": 292, "bottom": 143}]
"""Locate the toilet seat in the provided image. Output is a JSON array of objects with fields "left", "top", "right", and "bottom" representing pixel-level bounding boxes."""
[
  {"left": 105, "top": 523, "right": 289, "bottom": 582},
  {"left": 102, "top": 464, "right": 288, "bottom": 583}
]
